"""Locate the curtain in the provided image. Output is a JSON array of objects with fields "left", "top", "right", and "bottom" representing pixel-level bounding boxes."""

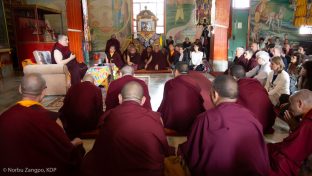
[{"left": 66, "top": 0, "right": 84, "bottom": 63}]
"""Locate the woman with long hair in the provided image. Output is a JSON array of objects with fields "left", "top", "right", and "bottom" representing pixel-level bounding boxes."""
[
  {"left": 298, "top": 60, "right": 312, "bottom": 91},
  {"left": 287, "top": 52, "right": 303, "bottom": 94}
]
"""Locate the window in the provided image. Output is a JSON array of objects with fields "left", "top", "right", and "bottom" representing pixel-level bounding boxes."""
[
  {"left": 232, "top": 0, "right": 250, "bottom": 9},
  {"left": 299, "top": 26, "right": 312, "bottom": 35},
  {"left": 132, "top": 0, "right": 165, "bottom": 34}
]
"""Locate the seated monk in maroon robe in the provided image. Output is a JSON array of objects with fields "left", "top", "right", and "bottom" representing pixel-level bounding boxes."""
[
  {"left": 59, "top": 74, "right": 103, "bottom": 139},
  {"left": 81, "top": 81, "right": 171, "bottom": 176},
  {"left": 105, "top": 45, "right": 124, "bottom": 69},
  {"left": 126, "top": 46, "right": 141, "bottom": 70},
  {"left": 229, "top": 65, "right": 275, "bottom": 133},
  {"left": 268, "top": 89, "right": 312, "bottom": 176},
  {"left": 140, "top": 46, "right": 152, "bottom": 69},
  {"left": 105, "top": 34, "right": 121, "bottom": 55},
  {"left": 146, "top": 45, "right": 168, "bottom": 70},
  {"left": 157, "top": 62, "right": 205, "bottom": 135},
  {"left": 105, "top": 65, "right": 151, "bottom": 111},
  {"left": 188, "top": 70, "right": 214, "bottom": 110},
  {"left": 0, "top": 73, "right": 83, "bottom": 176},
  {"left": 167, "top": 43, "right": 180, "bottom": 67},
  {"left": 179, "top": 75, "right": 270, "bottom": 176},
  {"left": 52, "top": 34, "right": 88, "bottom": 86}
]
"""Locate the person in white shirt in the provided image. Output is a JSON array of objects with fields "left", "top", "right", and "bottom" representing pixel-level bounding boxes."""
[
  {"left": 265, "top": 56, "right": 290, "bottom": 106},
  {"left": 190, "top": 43, "right": 203, "bottom": 70},
  {"left": 246, "top": 51, "right": 271, "bottom": 86}
]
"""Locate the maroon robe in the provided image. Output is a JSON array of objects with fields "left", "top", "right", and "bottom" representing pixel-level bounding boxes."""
[
  {"left": 168, "top": 50, "right": 180, "bottom": 65},
  {"left": 246, "top": 51, "right": 259, "bottom": 71},
  {"left": 51, "top": 42, "right": 88, "bottom": 86},
  {"left": 157, "top": 75, "right": 205, "bottom": 135},
  {"left": 180, "top": 102, "right": 270, "bottom": 176},
  {"left": 147, "top": 51, "right": 168, "bottom": 70},
  {"left": 106, "top": 52, "right": 124, "bottom": 69},
  {"left": 268, "top": 109, "right": 312, "bottom": 176},
  {"left": 140, "top": 49, "right": 152, "bottom": 69},
  {"left": 188, "top": 71, "right": 214, "bottom": 110},
  {"left": 105, "top": 75, "right": 151, "bottom": 111},
  {"left": 128, "top": 53, "right": 141, "bottom": 65},
  {"left": 59, "top": 81, "right": 103, "bottom": 139},
  {"left": 81, "top": 101, "right": 170, "bottom": 176},
  {"left": 0, "top": 104, "right": 83, "bottom": 176},
  {"left": 105, "top": 38, "right": 121, "bottom": 54},
  {"left": 234, "top": 55, "right": 249, "bottom": 71},
  {"left": 237, "top": 78, "right": 275, "bottom": 133}
]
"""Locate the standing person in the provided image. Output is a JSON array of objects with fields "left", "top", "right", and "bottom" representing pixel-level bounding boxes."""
[
  {"left": 0, "top": 73, "right": 83, "bottom": 176},
  {"left": 265, "top": 56, "right": 290, "bottom": 106},
  {"left": 182, "top": 37, "right": 192, "bottom": 49},
  {"left": 81, "top": 81, "right": 171, "bottom": 176},
  {"left": 180, "top": 75, "right": 269, "bottom": 176},
  {"left": 201, "top": 25, "right": 212, "bottom": 60},
  {"left": 52, "top": 34, "right": 88, "bottom": 86}
]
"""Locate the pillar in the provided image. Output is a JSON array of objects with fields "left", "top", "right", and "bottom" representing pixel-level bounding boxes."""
[{"left": 211, "top": 0, "right": 231, "bottom": 72}]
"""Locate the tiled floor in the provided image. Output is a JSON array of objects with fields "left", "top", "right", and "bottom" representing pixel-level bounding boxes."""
[{"left": 0, "top": 72, "right": 289, "bottom": 153}]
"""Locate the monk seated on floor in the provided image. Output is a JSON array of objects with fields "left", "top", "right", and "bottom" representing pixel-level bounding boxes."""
[
  {"left": 145, "top": 45, "right": 168, "bottom": 70},
  {"left": 125, "top": 46, "right": 141, "bottom": 70},
  {"left": 105, "top": 65, "right": 151, "bottom": 111},
  {"left": 228, "top": 64, "right": 276, "bottom": 134},
  {"left": 59, "top": 74, "right": 103, "bottom": 139},
  {"left": 179, "top": 75, "right": 269, "bottom": 176},
  {"left": 0, "top": 73, "right": 83, "bottom": 176},
  {"left": 158, "top": 62, "right": 205, "bottom": 135},
  {"left": 268, "top": 89, "right": 312, "bottom": 176},
  {"left": 81, "top": 81, "right": 171, "bottom": 176}
]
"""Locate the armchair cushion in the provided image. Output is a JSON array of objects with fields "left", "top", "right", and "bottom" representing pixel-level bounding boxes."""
[{"left": 33, "top": 50, "right": 52, "bottom": 64}]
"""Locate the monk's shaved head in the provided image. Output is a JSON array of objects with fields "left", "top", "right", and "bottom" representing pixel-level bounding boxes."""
[
  {"left": 291, "top": 89, "right": 312, "bottom": 105},
  {"left": 121, "top": 65, "right": 134, "bottom": 76},
  {"left": 83, "top": 74, "right": 94, "bottom": 83},
  {"left": 229, "top": 65, "right": 246, "bottom": 79},
  {"left": 175, "top": 61, "right": 189, "bottom": 74},
  {"left": 121, "top": 81, "right": 144, "bottom": 101},
  {"left": 289, "top": 89, "right": 312, "bottom": 117},
  {"left": 21, "top": 73, "right": 46, "bottom": 96},
  {"left": 212, "top": 75, "right": 238, "bottom": 99}
]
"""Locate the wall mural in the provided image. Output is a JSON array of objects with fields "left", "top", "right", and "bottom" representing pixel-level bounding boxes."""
[
  {"left": 250, "top": 0, "right": 307, "bottom": 44},
  {"left": 88, "top": 0, "right": 132, "bottom": 52},
  {"left": 166, "top": 0, "right": 199, "bottom": 44}
]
